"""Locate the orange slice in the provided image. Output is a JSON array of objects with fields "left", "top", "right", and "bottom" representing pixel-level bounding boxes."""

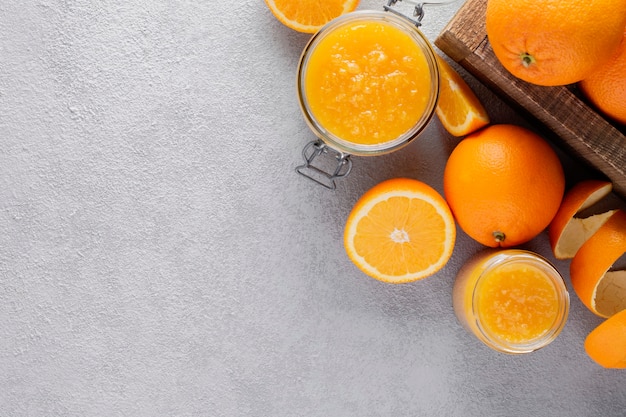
[
  {"left": 585, "top": 309, "right": 626, "bottom": 369},
  {"left": 344, "top": 178, "right": 456, "bottom": 283},
  {"left": 264, "top": 0, "right": 360, "bottom": 33},
  {"left": 548, "top": 180, "right": 616, "bottom": 259},
  {"left": 435, "top": 55, "right": 490, "bottom": 137},
  {"left": 570, "top": 209, "right": 626, "bottom": 318}
]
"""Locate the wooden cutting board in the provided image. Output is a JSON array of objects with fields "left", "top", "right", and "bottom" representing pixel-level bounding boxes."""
[{"left": 435, "top": 0, "right": 626, "bottom": 199}]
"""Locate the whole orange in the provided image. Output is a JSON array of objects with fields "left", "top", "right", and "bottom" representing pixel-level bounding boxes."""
[
  {"left": 486, "top": 0, "right": 626, "bottom": 86},
  {"left": 443, "top": 124, "right": 565, "bottom": 247},
  {"left": 579, "top": 29, "right": 626, "bottom": 125}
]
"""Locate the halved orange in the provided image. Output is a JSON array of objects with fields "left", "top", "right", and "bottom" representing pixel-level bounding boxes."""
[
  {"left": 264, "top": 0, "right": 360, "bottom": 33},
  {"left": 570, "top": 209, "right": 626, "bottom": 318},
  {"left": 548, "top": 180, "right": 616, "bottom": 259},
  {"left": 435, "top": 55, "right": 490, "bottom": 137},
  {"left": 344, "top": 178, "right": 456, "bottom": 283},
  {"left": 585, "top": 309, "right": 626, "bottom": 369}
]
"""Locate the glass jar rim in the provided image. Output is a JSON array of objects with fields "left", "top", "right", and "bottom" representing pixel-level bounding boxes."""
[
  {"left": 471, "top": 249, "right": 570, "bottom": 354},
  {"left": 296, "top": 10, "right": 440, "bottom": 157}
]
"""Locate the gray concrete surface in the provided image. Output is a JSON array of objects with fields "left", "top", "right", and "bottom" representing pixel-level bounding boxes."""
[{"left": 1, "top": 0, "right": 625, "bottom": 416}]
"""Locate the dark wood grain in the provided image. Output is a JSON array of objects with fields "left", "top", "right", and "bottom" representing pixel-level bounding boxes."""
[{"left": 435, "top": 0, "right": 626, "bottom": 199}]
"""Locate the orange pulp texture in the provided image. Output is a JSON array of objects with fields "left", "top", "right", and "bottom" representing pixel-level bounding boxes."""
[
  {"left": 477, "top": 263, "right": 560, "bottom": 344},
  {"left": 304, "top": 20, "right": 432, "bottom": 145},
  {"left": 343, "top": 178, "right": 456, "bottom": 283},
  {"left": 435, "top": 55, "right": 490, "bottom": 137},
  {"left": 264, "top": 0, "right": 360, "bottom": 34}
]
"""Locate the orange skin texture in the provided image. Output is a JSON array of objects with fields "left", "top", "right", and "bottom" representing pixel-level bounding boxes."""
[
  {"left": 443, "top": 124, "right": 565, "bottom": 247},
  {"left": 585, "top": 308, "right": 626, "bottom": 368},
  {"left": 486, "top": 0, "right": 626, "bottom": 86},
  {"left": 570, "top": 210, "right": 626, "bottom": 318},
  {"left": 580, "top": 29, "right": 626, "bottom": 125},
  {"left": 548, "top": 180, "right": 612, "bottom": 259}
]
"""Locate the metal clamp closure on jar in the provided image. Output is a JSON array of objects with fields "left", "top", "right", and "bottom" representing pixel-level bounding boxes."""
[
  {"left": 295, "top": 140, "right": 352, "bottom": 190},
  {"left": 295, "top": 2, "right": 455, "bottom": 189},
  {"left": 384, "top": 0, "right": 427, "bottom": 26},
  {"left": 384, "top": 0, "right": 459, "bottom": 26}
]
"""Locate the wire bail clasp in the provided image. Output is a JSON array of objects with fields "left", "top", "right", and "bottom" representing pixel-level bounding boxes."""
[
  {"left": 384, "top": 0, "right": 458, "bottom": 27},
  {"left": 384, "top": 0, "right": 425, "bottom": 26},
  {"left": 295, "top": 140, "right": 352, "bottom": 190}
]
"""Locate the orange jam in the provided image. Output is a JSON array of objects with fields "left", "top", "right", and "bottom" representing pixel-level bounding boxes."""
[
  {"left": 302, "top": 18, "right": 434, "bottom": 146},
  {"left": 476, "top": 262, "right": 559, "bottom": 344},
  {"left": 453, "top": 249, "right": 569, "bottom": 354}
]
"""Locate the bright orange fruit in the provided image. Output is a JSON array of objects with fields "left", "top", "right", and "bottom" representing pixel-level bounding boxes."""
[
  {"left": 435, "top": 55, "right": 490, "bottom": 137},
  {"left": 443, "top": 124, "right": 565, "bottom": 247},
  {"left": 570, "top": 209, "right": 626, "bottom": 318},
  {"left": 344, "top": 178, "right": 456, "bottom": 283},
  {"left": 580, "top": 28, "right": 626, "bottom": 125},
  {"left": 264, "top": 0, "right": 360, "bottom": 33},
  {"left": 548, "top": 180, "right": 616, "bottom": 259},
  {"left": 486, "top": 0, "right": 626, "bottom": 86},
  {"left": 585, "top": 309, "right": 626, "bottom": 369}
]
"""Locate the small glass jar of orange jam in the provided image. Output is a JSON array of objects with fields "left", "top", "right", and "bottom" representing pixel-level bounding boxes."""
[
  {"left": 295, "top": 8, "right": 440, "bottom": 188},
  {"left": 452, "top": 249, "right": 570, "bottom": 354}
]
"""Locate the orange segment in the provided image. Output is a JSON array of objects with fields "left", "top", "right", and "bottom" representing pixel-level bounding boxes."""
[
  {"left": 344, "top": 178, "right": 456, "bottom": 283},
  {"left": 435, "top": 55, "right": 490, "bottom": 137},
  {"left": 570, "top": 209, "right": 626, "bottom": 318},
  {"left": 264, "top": 0, "right": 360, "bottom": 33},
  {"left": 548, "top": 180, "right": 616, "bottom": 259},
  {"left": 585, "top": 309, "right": 626, "bottom": 369}
]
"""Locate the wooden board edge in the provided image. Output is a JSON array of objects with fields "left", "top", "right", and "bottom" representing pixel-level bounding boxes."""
[
  {"left": 453, "top": 48, "right": 626, "bottom": 199},
  {"left": 434, "top": 0, "right": 626, "bottom": 199},
  {"left": 434, "top": 0, "right": 487, "bottom": 59}
]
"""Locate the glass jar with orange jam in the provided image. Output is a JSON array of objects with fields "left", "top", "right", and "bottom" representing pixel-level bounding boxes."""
[
  {"left": 452, "top": 249, "right": 570, "bottom": 354},
  {"left": 295, "top": 8, "right": 440, "bottom": 188}
]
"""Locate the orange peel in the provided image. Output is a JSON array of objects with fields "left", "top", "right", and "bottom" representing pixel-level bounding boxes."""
[
  {"left": 548, "top": 180, "right": 616, "bottom": 259},
  {"left": 585, "top": 309, "right": 626, "bottom": 368},
  {"left": 570, "top": 209, "right": 626, "bottom": 318}
]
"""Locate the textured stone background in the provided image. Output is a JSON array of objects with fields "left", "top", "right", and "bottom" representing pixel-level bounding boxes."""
[{"left": 1, "top": 0, "right": 625, "bottom": 416}]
